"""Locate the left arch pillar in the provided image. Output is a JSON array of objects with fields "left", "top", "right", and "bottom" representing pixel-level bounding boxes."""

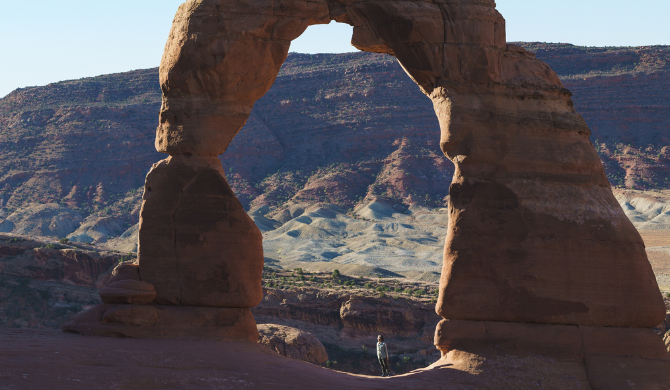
[{"left": 140, "top": 0, "right": 330, "bottom": 307}]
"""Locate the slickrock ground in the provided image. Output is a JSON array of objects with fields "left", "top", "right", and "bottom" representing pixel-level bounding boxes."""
[{"left": 0, "top": 328, "right": 632, "bottom": 390}]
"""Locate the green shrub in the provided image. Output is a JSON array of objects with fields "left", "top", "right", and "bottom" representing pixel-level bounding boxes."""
[
  {"left": 364, "top": 282, "right": 372, "bottom": 289},
  {"left": 59, "top": 238, "right": 69, "bottom": 244},
  {"left": 44, "top": 243, "right": 58, "bottom": 249},
  {"left": 294, "top": 268, "right": 303, "bottom": 275},
  {"left": 332, "top": 269, "right": 341, "bottom": 278}
]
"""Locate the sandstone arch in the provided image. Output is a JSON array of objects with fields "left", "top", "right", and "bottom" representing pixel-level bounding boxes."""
[
  {"left": 149, "top": 0, "right": 664, "bottom": 326},
  {"left": 65, "top": 0, "right": 670, "bottom": 385}
]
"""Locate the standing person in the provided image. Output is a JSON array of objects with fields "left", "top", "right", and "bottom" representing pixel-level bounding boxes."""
[{"left": 377, "top": 334, "right": 391, "bottom": 377}]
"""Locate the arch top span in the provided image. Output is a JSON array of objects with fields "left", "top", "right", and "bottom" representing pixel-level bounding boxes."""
[
  {"left": 156, "top": 0, "right": 508, "bottom": 156},
  {"left": 145, "top": 0, "right": 665, "bottom": 329}
]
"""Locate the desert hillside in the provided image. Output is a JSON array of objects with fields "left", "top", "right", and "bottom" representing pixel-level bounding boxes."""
[{"left": 0, "top": 43, "right": 668, "bottom": 257}]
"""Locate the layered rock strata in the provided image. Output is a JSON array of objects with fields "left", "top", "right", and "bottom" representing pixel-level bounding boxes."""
[{"left": 66, "top": 0, "right": 668, "bottom": 384}]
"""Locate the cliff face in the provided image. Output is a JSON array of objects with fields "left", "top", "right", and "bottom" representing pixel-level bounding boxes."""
[
  {"left": 254, "top": 287, "right": 438, "bottom": 339},
  {"left": 0, "top": 45, "right": 668, "bottom": 243}
]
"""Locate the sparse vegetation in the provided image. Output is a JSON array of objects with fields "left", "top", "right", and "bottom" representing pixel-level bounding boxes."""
[{"left": 261, "top": 268, "right": 438, "bottom": 303}]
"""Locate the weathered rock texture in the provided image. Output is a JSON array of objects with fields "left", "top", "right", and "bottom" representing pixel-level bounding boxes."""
[
  {"left": 257, "top": 323, "right": 329, "bottom": 364},
  {"left": 139, "top": 155, "right": 263, "bottom": 307}
]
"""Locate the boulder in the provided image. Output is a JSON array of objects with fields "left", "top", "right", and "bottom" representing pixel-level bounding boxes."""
[
  {"left": 257, "top": 324, "right": 328, "bottom": 364},
  {"left": 109, "top": 261, "right": 140, "bottom": 283}
]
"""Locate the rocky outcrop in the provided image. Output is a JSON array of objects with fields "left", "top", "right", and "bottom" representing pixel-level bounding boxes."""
[
  {"left": 340, "top": 296, "right": 431, "bottom": 337},
  {"left": 434, "top": 319, "right": 670, "bottom": 388},
  {"left": 254, "top": 287, "right": 442, "bottom": 374},
  {"left": 254, "top": 287, "right": 439, "bottom": 340},
  {"left": 0, "top": 234, "right": 120, "bottom": 288},
  {"left": 257, "top": 324, "right": 328, "bottom": 364}
]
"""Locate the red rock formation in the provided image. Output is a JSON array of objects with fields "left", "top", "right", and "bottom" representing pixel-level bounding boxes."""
[
  {"left": 66, "top": 0, "right": 669, "bottom": 384},
  {"left": 257, "top": 324, "right": 329, "bottom": 364},
  {"left": 139, "top": 155, "right": 263, "bottom": 307}
]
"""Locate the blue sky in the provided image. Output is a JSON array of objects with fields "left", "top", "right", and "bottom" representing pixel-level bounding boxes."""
[{"left": 1, "top": 0, "right": 668, "bottom": 98}]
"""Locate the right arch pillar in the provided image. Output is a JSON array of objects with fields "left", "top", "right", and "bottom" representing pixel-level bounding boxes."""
[
  {"left": 349, "top": 0, "right": 664, "bottom": 326},
  {"left": 349, "top": 0, "right": 669, "bottom": 386}
]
